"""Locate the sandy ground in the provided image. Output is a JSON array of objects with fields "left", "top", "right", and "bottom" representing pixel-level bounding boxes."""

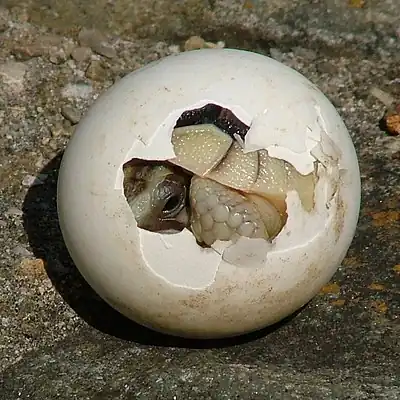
[{"left": 0, "top": 0, "right": 399, "bottom": 398}]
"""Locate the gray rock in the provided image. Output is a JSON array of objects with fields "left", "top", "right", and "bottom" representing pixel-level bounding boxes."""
[
  {"left": 61, "top": 105, "right": 81, "bottom": 124},
  {"left": 78, "top": 28, "right": 117, "bottom": 59},
  {"left": 12, "top": 245, "right": 32, "bottom": 257},
  {"left": 269, "top": 48, "right": 284, "bottom": 62},
  {"left": 49, "top": 46, "right": 68, "bottom": 64},
  {"left": 5, "top": 207, "right": 23, "bottom": 217},
  {"left": 71, "top": 46, "right": 93, "bottom": 63},
  {"left": 21, "top": 174, "right": 47, "bottom": 187},
  {"left": 85, "top": 60, "right": 107, "bottom": 81}
]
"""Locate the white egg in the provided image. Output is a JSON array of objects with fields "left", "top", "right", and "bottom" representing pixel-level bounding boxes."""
[{"left": 57, "top": 49, "right": 361, "bottom": 339}]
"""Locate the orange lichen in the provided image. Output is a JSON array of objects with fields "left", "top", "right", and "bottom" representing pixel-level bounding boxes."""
[
  {"left": 331, "top": 299, "right": 346, "bottom": 306},
  {"left": 368, "top": 283, "right": 385, "bottom": 291},
  {"left": 370, "top": 300, "right": 388, "bottom": 314},
  {"left": 385, "top": 113, "right": 400, "bottom": 136},
  {"left": 370, "top": 210, "right": 400, "bottom": 227},
  {"left": 18, "top": 258, "right": 46, "bottom": 280},
  {"left": 348, "top": 0, "right": 365, "bottom": 7},
  {"left": 393, "top": 265, "right": 400, "bottom": 274},
  {"left": 243, "top": 0, "right": 255, "bottom": 9},
  {"left": 383, "top": 104, "right": 400, "bottom": 137},
  {"left": 342, "top": 256, "right": 359, "bottom": 268},
  {"left": 320, "top": 282, "right": 340, "bottom": 295}
]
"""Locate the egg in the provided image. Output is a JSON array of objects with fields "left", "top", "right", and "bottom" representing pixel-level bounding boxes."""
[{"left": 57, "top": 49, "right": 361, "bottom": 339}]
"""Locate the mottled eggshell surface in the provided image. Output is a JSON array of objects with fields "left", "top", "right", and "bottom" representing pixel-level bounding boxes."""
[{"left": 57, "top": 49, "right": 361, "bottom": 339}]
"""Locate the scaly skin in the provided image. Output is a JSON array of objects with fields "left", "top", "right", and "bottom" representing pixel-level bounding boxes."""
[{"left": 189, "top": 176, "right": 281, "bottom": 246}]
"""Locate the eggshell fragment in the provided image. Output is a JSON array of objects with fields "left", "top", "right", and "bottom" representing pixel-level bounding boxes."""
[{"left": 57, "top": 49, "right": 361, "bottom": 339}]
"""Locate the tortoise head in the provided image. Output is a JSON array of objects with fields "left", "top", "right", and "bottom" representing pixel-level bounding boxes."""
[{"left": 123, "top": 160, "right": 191, "bottom": 233}]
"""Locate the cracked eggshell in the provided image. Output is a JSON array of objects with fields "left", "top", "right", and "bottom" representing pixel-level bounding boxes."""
[{"left": 57, "top": 49, "right": 361, "bottom": 339}]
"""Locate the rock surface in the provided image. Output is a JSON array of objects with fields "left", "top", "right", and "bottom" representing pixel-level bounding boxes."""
[{"left": 0, "top": 0, "right": 399, "bottom": 398}]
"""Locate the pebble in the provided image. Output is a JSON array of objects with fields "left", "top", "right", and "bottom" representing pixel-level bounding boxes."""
[
  {"left": 85, "top": 60, "right": 107, "bottom": 81},
  {"left": 184, "top": 36, "right": 225, "bottom": 51},
  {"left": 49, "top": 47, "right": 68, "bottom": 65},
  {"left": 370, "top": 87, "right": 395, "bottom": 107},
  {"left": 184, "top": 36, "right": 206, "bottom": 51},
  {"left": 269, "top": 48, "right": 284, "bottom": 62},
  {"left": 22, "top": 174, "right": 47, "bottom": 187},
  {"left": 61, "top": 105, "right": 81, "bottom": 124},
  {"left": 61, "top": 83, "right": 93, "bottom": 100},
  {"left": 50, "top": 123, "right": 67, "bottom": 137},
  {"left": 18, "top": 258, "right": 47, "bottom": 280},
  {"left": 66, "top": 59, "right": 77, "bottom": 70},
  {"left": 383, "top": 105, "right": 400, "bottom": 137},
  {"left": 78, "top": 28, "right": 116, "bottom": 59},
  {"left": 71, "top": 46, "right": 93, "bottom": 63},
  {"left": 5, "top": 207, "right": 23, "bottom": 217},
  {"left": 0, "top": 61, "right": 27, "bottom": 93},
  {"left": 13, "top": 245, "right": 32, "bottom": 257},
  {"left": 48, "top": 139, "right": 59, "bottom": 151}
]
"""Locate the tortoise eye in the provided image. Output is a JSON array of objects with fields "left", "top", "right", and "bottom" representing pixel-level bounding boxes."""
[
  {"left": 155, "top": 174, "right": 187, "bottom": 219},
  {"left": 162, "top": 194, "right": 184, "bottom": 217}
]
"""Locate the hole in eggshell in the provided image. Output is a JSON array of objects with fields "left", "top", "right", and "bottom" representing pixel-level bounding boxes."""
[
  {"left": 122, "top": 104, "right": 318, "bottom": 249},
  {"left": 175, "top": 103, "right": 250, "bottom": 141},
  {"left": 122, "top": 158, "right": 193, "bottom": 234}
]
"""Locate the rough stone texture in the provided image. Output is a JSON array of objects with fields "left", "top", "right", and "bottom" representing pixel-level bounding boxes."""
[{"left": 0, "top": 0, "right": 399, "bottom": 398}]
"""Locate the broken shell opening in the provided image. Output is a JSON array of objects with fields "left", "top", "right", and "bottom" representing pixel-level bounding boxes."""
[{"left": 122, "top": 104, "right": 318, "bottom": 248}]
